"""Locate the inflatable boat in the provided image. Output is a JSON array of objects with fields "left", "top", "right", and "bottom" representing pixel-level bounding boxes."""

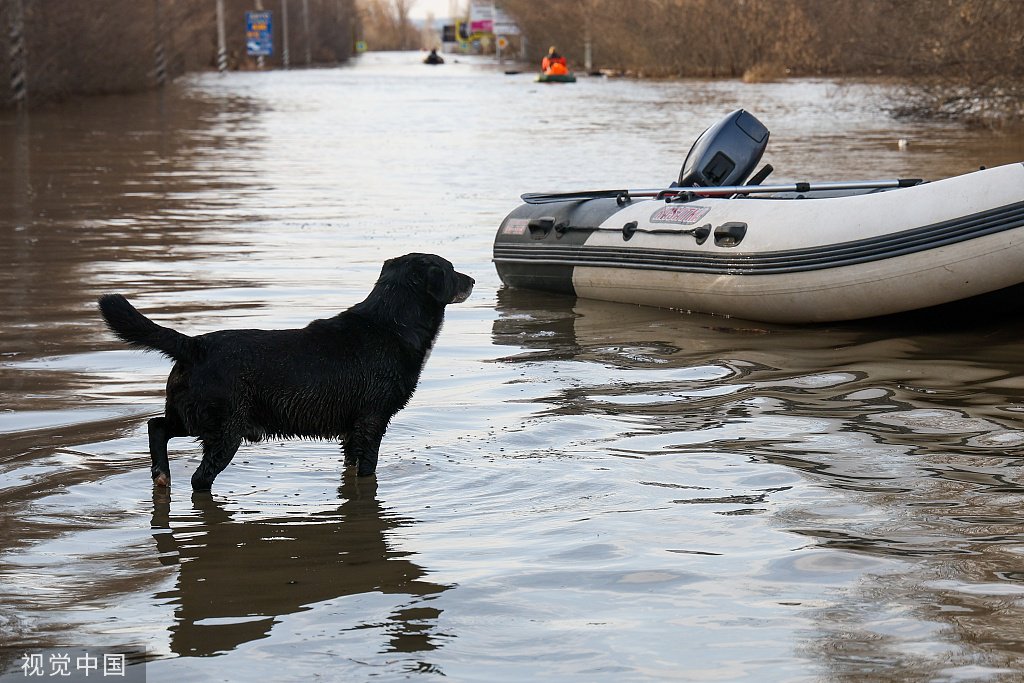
[
  {"left": 536, "top": 72, "right": 576, "bottom": 83},
  {"left": 494, "top": 109, "right": 1024, "bottom": 323}
]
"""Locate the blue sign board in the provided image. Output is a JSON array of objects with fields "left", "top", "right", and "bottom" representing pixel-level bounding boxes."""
[{"left": 246, "top": 11, "right": 273, "bottom": 56}]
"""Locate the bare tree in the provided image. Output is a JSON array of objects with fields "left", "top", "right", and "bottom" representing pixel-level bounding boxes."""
[
  {"left": 358, "top": 0, "right": 427, "bottom": 50},
  {"left": 498, "top": 0, "right": 1024, "bottom": 122},
  {"left": 2, "top": 0, "right": 358, "bottom": 107}
]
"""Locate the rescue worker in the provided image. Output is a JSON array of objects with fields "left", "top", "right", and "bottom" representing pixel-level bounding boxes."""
[{"left": 541, "top": 46, "right": 568, "bottom": 75}]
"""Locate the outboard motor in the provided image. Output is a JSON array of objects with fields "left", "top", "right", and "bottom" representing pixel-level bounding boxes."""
[{"left": 677, "top": 109, "right": 770, "bottom": 187}]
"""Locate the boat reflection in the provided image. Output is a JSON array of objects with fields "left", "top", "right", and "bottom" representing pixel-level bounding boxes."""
[
  {"left": 491, "top": 282, "right": 1024, "bottom": 371},
  {"left": 491, "top": 286, "right": 1024, "bottom": 677},
  {"left": 491, "top": 284, "right": 805, "bottom": 366},
  {"left": 150, "top": 473, "right": 449, "bottom": 658}
]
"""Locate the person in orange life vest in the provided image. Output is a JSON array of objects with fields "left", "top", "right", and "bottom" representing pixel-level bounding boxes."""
[{"left": 541, "top": 46, "right": 569, "bottom": 76}]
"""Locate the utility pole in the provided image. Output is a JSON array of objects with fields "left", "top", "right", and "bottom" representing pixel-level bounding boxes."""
[
  {"left": 580, "top": 0, "right": 594, "bottom": 73},
  {"left": 342, "top": 0, "right": 350, "bottom": 58},
  {"left": 583, "top": 31, "right": 592, "bottom": 73},
  {"left": 255, "top": 0, "right": 265, "bottom": 69},
  {"left": 282, "top": 0, "right": 290, "bottom": 69},
  {"left": 302, "top": 0, "right": 311, "bottom": 65},
  {"left": 582, "top": 0, "right": 593, "bottom": 72}
]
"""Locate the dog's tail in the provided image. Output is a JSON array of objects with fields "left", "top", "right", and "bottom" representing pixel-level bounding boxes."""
[{"left": 98, "top": 294, "right": 197, "bottom": 362}]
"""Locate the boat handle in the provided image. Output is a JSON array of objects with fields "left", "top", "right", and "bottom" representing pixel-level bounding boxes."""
[
  {"left": 528, "top": 217, "right": 555, "bottom": 238},
  {"left": 714, "top": 222, "right": 747, "bottom": 247}
]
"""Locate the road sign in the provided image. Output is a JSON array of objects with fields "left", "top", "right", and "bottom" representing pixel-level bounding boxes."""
[
  {"left": 246, "top": 11, "right": 273, "bottom": 56},
  {"left": 493, "top": 4, "right": 520, "bottom": 35},
  {"left": 469, "top": 0, "right": 493, "bottom": 33}
]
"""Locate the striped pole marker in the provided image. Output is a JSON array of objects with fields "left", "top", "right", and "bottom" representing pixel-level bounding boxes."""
[
  {"left": 153, "top": 0, "right": 167, "bottom": 85},
  {"left": 154, "top": 42, "right": 167, "bottom": 85},
  {"left": 216, "top": 0, "right": 228, "bottom": 73},
  {"left": 9, "top": 0, "right": 27, "bottom": 106}
]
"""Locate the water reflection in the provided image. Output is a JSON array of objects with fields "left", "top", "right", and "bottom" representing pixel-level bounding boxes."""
[
  {"left": 492, "top": 285, "right": 1024, "bottom": 676},
  {"left": 0, "top": 86, "right": 268, "bottom": 370},
  {"left": 151, "top": 473, "right": 449, "bottom": 659}
]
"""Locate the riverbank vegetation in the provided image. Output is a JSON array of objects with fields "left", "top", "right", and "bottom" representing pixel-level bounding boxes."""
[
  {"left": 501, "top": 0, "right": 1024, "bottom": 123},
  {"left": 4, "top": 0, "right": 1022, "bottom": 124}
]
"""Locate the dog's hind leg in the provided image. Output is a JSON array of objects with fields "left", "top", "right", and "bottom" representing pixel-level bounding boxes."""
[
  {"left": 191, "top": 434, "right": 242, "bottom": 491},
  {"left": 348, "top": 417, "right": 387, "bottom": 477},
  {"left": 148, "top": 416, "right": 184, "bottom": 487},
  {"left": 342, "top": 434, "right": 357, "bottom": 469}
]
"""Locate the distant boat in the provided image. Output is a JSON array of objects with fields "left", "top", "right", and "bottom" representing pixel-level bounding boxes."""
[{"left": 494, "top": 109, "right": 1024, "bottom": 323}]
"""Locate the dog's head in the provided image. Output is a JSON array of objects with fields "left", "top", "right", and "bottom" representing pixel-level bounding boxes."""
[{"left": 382, "top": 253, "right": 474, "bottom": 305}]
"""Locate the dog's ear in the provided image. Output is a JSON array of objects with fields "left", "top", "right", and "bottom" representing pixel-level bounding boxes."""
[{"left": 425, "top": 263, "right": 454, "bottom": 303}]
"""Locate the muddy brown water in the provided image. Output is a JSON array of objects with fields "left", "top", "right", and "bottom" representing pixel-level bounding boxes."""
[{"left": 3, "top": 52, "right": 1024, "bottom": 681}]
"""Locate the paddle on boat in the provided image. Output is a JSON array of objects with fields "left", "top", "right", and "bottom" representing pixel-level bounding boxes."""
[{"left": 493, "top": 109, "right": 1024, "bottom": 323}]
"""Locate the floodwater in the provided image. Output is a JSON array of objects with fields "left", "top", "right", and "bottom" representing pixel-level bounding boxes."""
[{"left": 3, "top": 52, "right": 1024, "bottom": 681}]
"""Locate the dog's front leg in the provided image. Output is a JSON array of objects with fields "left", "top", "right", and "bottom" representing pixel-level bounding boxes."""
[{"left": 347, "top": 417, "right": 386, "bottom": 477}]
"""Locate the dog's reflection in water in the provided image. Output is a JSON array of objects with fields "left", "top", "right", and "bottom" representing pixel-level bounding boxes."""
[{"left": 151, "top": 471, "right": 450, "bottom": 658}]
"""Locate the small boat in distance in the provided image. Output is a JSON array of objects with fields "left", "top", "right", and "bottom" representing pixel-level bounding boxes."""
[
  {"left": 537, "top": 45, "right": 576, "bottom": 83},
  {"left": 494, "top": 110, "right": 1024, "bottom": 324}
]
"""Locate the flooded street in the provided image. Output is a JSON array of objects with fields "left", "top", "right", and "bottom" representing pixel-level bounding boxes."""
[{"left": 5, "top": 52, "right": 1024, "bottom": 681}]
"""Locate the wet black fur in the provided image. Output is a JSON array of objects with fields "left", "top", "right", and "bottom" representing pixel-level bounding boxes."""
[{"left": 98, "top": 253, "right": 474, "bottom": 490}]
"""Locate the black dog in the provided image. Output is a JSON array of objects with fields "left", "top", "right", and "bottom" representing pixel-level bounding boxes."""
[{"left": 98, "top": 253, "right": 474, "bottom": 490}]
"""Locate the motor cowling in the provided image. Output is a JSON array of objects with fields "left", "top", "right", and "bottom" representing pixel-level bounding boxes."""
[{"left": 677, "top": 109, "right": 770, "bottom": 187}]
